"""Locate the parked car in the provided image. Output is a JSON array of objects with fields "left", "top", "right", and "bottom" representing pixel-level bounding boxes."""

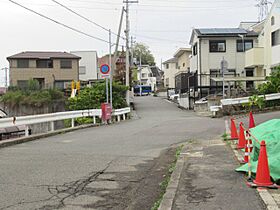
[{"left": 170, "top": 94, "right": 180, "bottom": 103}]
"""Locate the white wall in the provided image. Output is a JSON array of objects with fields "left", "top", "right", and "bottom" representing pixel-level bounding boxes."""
[
  {"left": 260, "top": 0, "right": 280, "bottom": 74},
  {"left": 71, "top": 51, "right": 98, "bottom": 81}
]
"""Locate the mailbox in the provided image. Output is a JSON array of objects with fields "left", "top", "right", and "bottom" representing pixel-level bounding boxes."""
[{"left": 101, "top": 103, "right": 112, "bottom": 121}]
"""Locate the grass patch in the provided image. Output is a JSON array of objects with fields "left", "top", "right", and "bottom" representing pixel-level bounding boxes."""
[
  {"left": 222, "top": 132, "right": 229, "bottom": 141},
  {"left": 151, "top": 145, "right": 183, "bottom": 210}
]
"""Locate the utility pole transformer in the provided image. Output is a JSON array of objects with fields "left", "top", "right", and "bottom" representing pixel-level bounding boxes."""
[{"left": 123, "top": 0, "right": 138, "bottom": 105}]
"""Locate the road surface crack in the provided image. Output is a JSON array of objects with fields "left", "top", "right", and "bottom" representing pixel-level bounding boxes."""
[{"left": 0, "top": 160, "right": 114, "bottom": 210}]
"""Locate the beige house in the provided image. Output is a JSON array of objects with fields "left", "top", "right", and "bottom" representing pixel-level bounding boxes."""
[
  {"left": 163, "top": 48, "right": 191, "bottom": 89},
  {"left": 189, "top": 26, "right": 261, "bottom": 98},
  {"left": 174, "top": 48, "right": 191, "bottom": 72},
  {"left": 7, "top": 51, "right": 80, "bottom": 89},
  {"left": 245, "top": 0, "right": 280, "bottom": 76},
  {"left": 163, "top": 58, "right": 178, "bottom": 88}
]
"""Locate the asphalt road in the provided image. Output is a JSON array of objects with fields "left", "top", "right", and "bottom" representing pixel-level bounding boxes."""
[{"left": 0, "top": 96, "right": 251, "bottom": 210}]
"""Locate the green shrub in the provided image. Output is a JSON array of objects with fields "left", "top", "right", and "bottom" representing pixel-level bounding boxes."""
[{"left": 67, "top": 82, "right": 128, "bottom": 111}]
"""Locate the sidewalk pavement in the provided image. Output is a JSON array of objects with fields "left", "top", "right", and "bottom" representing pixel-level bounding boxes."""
[{"left": 159, "top": 138, "right": 279, "bottom": 210}]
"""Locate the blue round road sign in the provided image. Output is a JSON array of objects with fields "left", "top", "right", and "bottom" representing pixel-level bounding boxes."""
[{"left": 100, "top": 64, "right": 110, "bottom": 75}]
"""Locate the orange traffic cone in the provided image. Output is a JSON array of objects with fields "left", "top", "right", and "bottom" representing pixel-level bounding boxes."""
[
  {"left": 237, "top": 122, "right": 246, "bottom": 149},
  {"left": 230, "top": 118, "right": 238, "bottom": 140},
  {"left": 249, "top": 111, "right": 255, "bottom": 129},
  {"left": 248, "top": 141, "right": 278, "bottom": 188}
]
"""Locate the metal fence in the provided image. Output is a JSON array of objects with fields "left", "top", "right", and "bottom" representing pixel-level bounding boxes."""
[{"left": 0, "top": 107, "right": 131, "bottom": 137}]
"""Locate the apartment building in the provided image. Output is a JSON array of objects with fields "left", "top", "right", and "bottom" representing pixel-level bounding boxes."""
[{"left": 7, "top": 51, "right": 80, "bottom": 89}]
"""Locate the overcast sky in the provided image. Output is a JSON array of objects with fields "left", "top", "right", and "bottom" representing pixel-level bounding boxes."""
[{"left": 0, "top": 0, "right": 263, "bottom": 86}]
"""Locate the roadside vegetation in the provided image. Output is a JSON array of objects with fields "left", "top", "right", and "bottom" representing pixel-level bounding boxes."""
[
  {"left": 67, "top": 81, "right": 128, "bottom": 110},
  {"left": 151, "top": 145, "right": 183, "bottom": 210},
  {"left": 243, "top": 67, "right": 280, "bottom": 111},
  {"left": 66, "top": 81, "right": 128, "bottom": 126},
  {"left": 1, "top": 79, "right": 64, "bottom": 108}
]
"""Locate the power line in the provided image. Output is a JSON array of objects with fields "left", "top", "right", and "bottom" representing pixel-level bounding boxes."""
[
  {"left": 133, "top": 33, "right": 186, "bottom": 43},
  {"left": 51, "top": 0, "right": 125, "bottom": 40},
  {"left": 8, "top": 0, "right": 110, "bottom": 44}
]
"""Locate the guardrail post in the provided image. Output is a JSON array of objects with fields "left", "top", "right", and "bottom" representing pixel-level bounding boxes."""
[
  {"left": 93, "top": 116, "right": 96, "bottom": 125},
  {"left": 50, "top": 121, "right": 55, "bottom": 132},
  {"left": 71, "top": 118, "right": 75, "bottom": 128},
  {"left": 123, "top": 114, "right": 126, "bottom": 120},
  {"left": 25, "top": 125, "right": 29, "bottom": 137},
  {"left": 117, "top": 115, "right": 121, "bottom": 122}
]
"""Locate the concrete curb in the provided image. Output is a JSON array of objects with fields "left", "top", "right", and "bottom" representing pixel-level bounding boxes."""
[
  {"left": 158, "top": 144, "right": 188, "bottom": 210},
  {"left": 0, "top": 123, "right": 101, "bottom": 149},
  {"left": 228, "top": 140, "right": 279, "bottom": 210}
]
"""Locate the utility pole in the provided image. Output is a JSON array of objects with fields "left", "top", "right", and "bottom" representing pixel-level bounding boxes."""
[
  {"left": 109, "top": 29, "right": 113, "bottom": 108},
  {"left": 113, "top": 7, "right": 125, "bottom": 78},
  {"left": 131, "top": 36, "right": 135, "bottom": 66},
  {"left": 124, "top": 0, "right": 138, "bottom": 105},
  {"left": 1, "top": 67, "right": 8, "bottom": 88},
  {"left": 139, "top": 53, "right": 142, "bottom": 96}
]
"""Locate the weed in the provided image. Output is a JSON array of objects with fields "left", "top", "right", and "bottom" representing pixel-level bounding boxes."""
[
  {"left": 222, "top": 133, "right": 229, "bottom": 141},
  {"left": 151, "top": 145, "right": 183, "bottom": 210}
]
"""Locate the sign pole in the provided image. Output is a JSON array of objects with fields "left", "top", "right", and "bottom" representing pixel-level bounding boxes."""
[
  {"left": 100, "top": 64, "right": 111, "bottom": 104},
  {"left": 106, "top": 78, "right": 109, "bottom": 103}
]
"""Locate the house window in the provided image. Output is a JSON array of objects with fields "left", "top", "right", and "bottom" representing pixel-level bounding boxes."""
[
  {"left": 60, "top": 60, "right": 72, "bottom": 69},
  {"left": 141, "top": 73, "right": 147, "bottom": 78},
  {"left": 209, "top": 40, "right": 226, "bottom": 52},
  {"left": 193, "top": 43, "right": 198, "bottom": 55},
  {"left": 246, "top": 69, "right": 254, "bottom": 77},
  {"left": 271, "top": 16, "right": 275, "bottom": 25},
  {"left": 79, "top": 66, "right": 86, "bottom": 75},
  {"left": 176, "top": 63, "right": 179, "bottom": 69},
  {"left": 272, "top": 30, "right": 280, "bottom": 46},
  {"left": 165, "top": 63, "right": 169, "bottom": 69},
  {"left": 17, "top": 80, "right": 28, "bottom": 88},
  {"left": 54, "top": 81, "right": 71, "bottom": 89},
  {"left": 183, "top": 63, "right": 185, "bottom": 67},
  {"left": 237, "top": 40, "right": 253, "bottom": 52},
  {"left": 17, "top": 59, "right": 29, "bottom": 68},
  {"left": 36, "top": 59, "right": 53, "bottom": 68}
]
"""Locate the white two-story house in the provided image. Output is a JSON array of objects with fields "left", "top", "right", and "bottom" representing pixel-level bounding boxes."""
[
  {"left": 189, "top": 27, "right": 262, "bottom": 99},
  {"left": 137, "top": 65, "right": 157, "bottom": 91}
]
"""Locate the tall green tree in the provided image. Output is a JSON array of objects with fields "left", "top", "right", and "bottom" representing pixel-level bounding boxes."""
[{"left": 133, "top": 43, "right": 156, "bottom": 66}]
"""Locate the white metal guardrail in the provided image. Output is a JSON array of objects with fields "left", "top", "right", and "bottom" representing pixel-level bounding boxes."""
[
  {"left": 0, "top": 107, "right": 131, "bottom": 137},
  {"left": 221, "top": 93, "right": 280, "bottom": 106}
]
